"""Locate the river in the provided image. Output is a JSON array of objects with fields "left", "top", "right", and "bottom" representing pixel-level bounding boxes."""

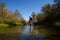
[
  {"left": 19, "top": 25, "right": 45, "bottom": 40},
  {"left": 0, "top": 25, "right": 60, "bottom": 40}
]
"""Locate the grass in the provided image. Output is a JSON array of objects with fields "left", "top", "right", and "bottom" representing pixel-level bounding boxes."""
[{"left": 0, "top": 24, "right": 9, "bottom": 28}]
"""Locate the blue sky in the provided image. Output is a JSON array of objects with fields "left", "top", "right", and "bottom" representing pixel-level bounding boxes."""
[{"left": 0, "top": 0, "right": 54, "bottom": 21}]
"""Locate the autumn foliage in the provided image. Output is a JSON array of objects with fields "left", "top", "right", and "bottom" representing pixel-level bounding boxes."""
[{"left": 0, "top": 2, "right": 26, "bottom": 27}]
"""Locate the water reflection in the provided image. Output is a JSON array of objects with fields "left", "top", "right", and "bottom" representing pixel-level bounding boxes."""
[
  {"left": 1, "top": 25, "right": 59, "bottom": 40},
  {"left": 20, "top": 25, "right": 44, "bottom": 40},
  {"left": 35, "top": 30, "right": 39, "bottom": 34},
  {"left": 22, "top": 25, "right": 30, "bottom": 34}
]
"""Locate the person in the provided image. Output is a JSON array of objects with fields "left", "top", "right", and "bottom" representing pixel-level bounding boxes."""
[
  {"left": 29, "top": 16, "right": 33, "bottom": 26},
  {"left": 29, "top": 16, "right": 33, "bottom": 32}
]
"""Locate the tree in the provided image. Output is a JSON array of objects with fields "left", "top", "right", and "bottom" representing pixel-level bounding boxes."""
[
  {"left": 0, "top": 2, "right": 6, "bottom": 17},
  {"left": 54, "top": 0, "right": 60, "bottom": 11},
  {"left": 42, "top": 4, "right": 51, "bottom": 15},
  {"left": 54, "top": 0, "right": 60, "bottom": 4},
  {"left": 0, "top": 2, "right": 6, "bottom": 16},
  {"left": 41, "top": 3, "right": 60, "bottom": 26},
  {"left": 31, "top": 12, "right": 36, "bottom": 18},
  {"left": 36, "top": 13, "right": 45, "bottom": 21},
  {"left": 15, "top": 10, "right": 20, "bottom": 16},
  {"left": 0, "top": 2, "right": 6, "bottom": 9},
  {"left": 15, "top": 9, "right": 23, "bottom": 21}
]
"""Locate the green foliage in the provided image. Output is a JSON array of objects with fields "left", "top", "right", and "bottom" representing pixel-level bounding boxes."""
[
  {"left": 0, "top": 2, "right": 6, "bottom": 9},
  {"left": 19, "top": 20, "right": 26, "bottom": 26},
  {"left": 0, "top": 24, "right": 9, "bottom": 28},
  {"left": 33, "top": 2, "right": 60, "bottom": 28},
  {"left": 0, "top": 18, "right": 4, "bottom": 23},
  {"left": 0, "top": 2, "right": 26, "bottom": 28},
  {"left": 31, "top": 12, "right": 36, "bottom": 18},
  {"left": 53, "top": 21, "right": 60, "bottom": 27}
]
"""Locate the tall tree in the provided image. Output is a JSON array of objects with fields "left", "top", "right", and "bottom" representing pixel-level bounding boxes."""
[
  {"left": 54, "top": 0, "right": 60, "bottom": 17},
  {"left": 54, "top": 0, "right": 60, "bottom": 11},
  {"left": 15, "top": 9, "right": 23, "bottom": 21},
  {"left": 54, "top": 0, "right": 60, "bottom": 4},
  {"left": 31, "top": 12, "right": 36, "bottom": 18},
  {"left": 0, "top": 2, "right": 6, "bottom": 17}
]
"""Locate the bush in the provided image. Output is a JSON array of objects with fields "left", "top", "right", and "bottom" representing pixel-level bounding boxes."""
[{"left": 53, "top": 21, "right": 60, "bottom": 27}]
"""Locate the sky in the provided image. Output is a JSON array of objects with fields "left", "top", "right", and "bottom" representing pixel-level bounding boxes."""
[{"left": 0, "top": 0, "right": 54, "bottom": 21}]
